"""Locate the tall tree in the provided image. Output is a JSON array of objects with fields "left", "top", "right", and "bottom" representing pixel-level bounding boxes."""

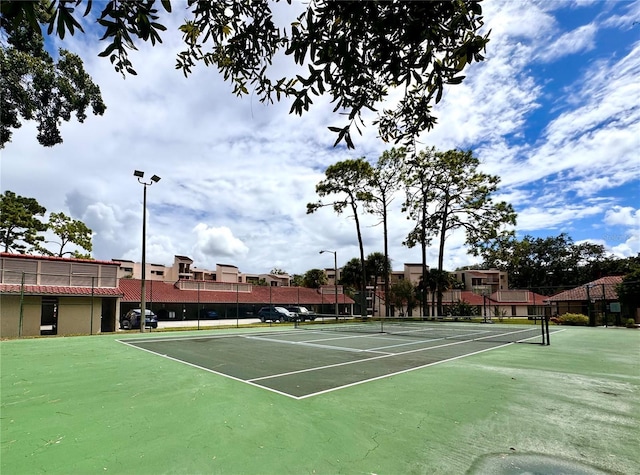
[
  {"left": 0, "top": 190, "right": 47, "bottom": 253},
  {"left": 402, "top": 147, "right": 438, "bottom": 316},
  {"left": 302, "top": 268, "right": 327, "bottom": 289},
  {"left": 388, "top": 279, "right": 418, "bottom": 317},
  {"left": 480, "top": 233, "right": 617, "bottom": 293},
  {"left": 365, "top": 251, "right": 392, "bottom": 318},
  {"left": 339, "top": 258, "right": 364, "bottom": 292},
  {"left": 2, "top": 1, "right": 489, "bottom": 150},
  {"left": 307, "top": 158, "right": 374, "bottom": 316},
  {"left": 427, "top": 149, "right": 516, "bottom": 314},
  {"left": 367, "top": 148, "right": 405, "bottom": 316},
  {"left": 43, "top": 212, "right": 92, "bottom": 258},
  {"left": 418, "top": 269, "right": 456, "bottom": 318},
  {"left": 0, "top": 7, "right": 106, "bottom": 148},
  {"left": 339, "top": 257, "right": 367, "bottom": 316}
]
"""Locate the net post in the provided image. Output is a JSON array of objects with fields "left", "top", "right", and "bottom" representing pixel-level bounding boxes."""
[{"left": 545, "top": 315, "right": 550, "bottom": 345}]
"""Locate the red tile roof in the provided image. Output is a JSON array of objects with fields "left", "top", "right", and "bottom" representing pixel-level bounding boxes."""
[
  {"left": 0, "top": 284, "right": 123, "bottom": 296},
  {"left": 119, "top": 279, "right": 354, "bottom": 305},
  {"left": 545, "top": 276, "right": 623, "bottom": 302}
]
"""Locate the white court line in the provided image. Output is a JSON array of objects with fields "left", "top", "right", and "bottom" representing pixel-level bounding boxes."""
[
  {"left": 248, "top": 338, "right": 478, "bottom": 383},
  {"left": 296, "top": 343, "right": 515, "bottom": 400},
  {"left": 244, "top": 334, "right": 392, "bottom": 355},
  {"left": 116, "top": 339, "right": 296, "bottom": 399},
  {"left": 288, "top": 330, "right": 446, "bottom": 352},
  {"left": 118, "top": 327, "right": 558, "bottom": 400}
]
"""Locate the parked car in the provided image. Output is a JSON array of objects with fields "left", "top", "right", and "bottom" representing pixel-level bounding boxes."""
[
  {"left": 120, "top": 309, "right": 158, "bottom": 329},
  {"left": 286, "top": 306, "right": 317, "bottom": 321},
  {"left": 199, "top": 309, "right": 219, "bottom": 319},
  {"left": 257, "top": 306, "right": 296, "bottom": 323}
]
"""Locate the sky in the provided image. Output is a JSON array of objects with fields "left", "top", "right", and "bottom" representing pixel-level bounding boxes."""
[{"left": 2, "top": 0, "right": 639, "bottom": 276}]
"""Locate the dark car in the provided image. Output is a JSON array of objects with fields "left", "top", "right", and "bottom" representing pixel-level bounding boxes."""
[
  {"left": 120, "top": 309, "right": 158, "bottom": 330},
  {"left": 257, "top": 306, "right": 296, "bottom": 323},
  {"left": 286, "top": 306, "right": 317, "bottom": 321},
  {"left": 199, "top": 309, "right": 219, "bottom": 319}
]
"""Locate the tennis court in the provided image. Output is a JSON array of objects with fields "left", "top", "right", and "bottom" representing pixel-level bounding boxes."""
[
  {"left": 2, "top": 325, "right": 638, "bottom": 474},
  {"left": 120, "top": 322, "right": 558, "bottom": 399}
]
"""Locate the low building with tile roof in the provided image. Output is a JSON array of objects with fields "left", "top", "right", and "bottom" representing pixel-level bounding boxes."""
[
  {"left": 544, "top": 276, "right": 625, "bottom": 325},
  {"left": 1, "top": 253, "right": 122, "bottom": 337},
  {"left": 1, "top": 253, "right": 355, "bottom": 337},
  {"left": 118, "top": 279, "right": 353, "bottom": 321}
]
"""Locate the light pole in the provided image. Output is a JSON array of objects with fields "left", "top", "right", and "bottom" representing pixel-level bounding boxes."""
[
  {"left": 320, "top": 250, "right": 338, "bottom": 321},
  {"left": 134, "top": 170, "right": 161, "bottom": 333}
]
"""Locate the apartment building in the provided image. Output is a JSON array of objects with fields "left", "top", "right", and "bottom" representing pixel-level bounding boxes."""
[
  {"left": 114, "top": 255, "right": 292, "bottom": 286},
  {"left": 452, "top": 268, "right": 508, "bottom": 294}
]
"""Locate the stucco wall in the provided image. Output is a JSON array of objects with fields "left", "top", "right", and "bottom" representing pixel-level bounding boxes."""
[
  {"left": 58, "top": 297, "right": 103, "bottom": 335},
  {"left": 0, "top": 295, "right": 42, "bottom": 337}
]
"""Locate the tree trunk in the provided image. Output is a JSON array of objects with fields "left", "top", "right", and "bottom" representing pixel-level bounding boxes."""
[
  {"left": 420, "top": 194, "right": 428, "bottom": 318},
  {"left": 351, "top": 202, "right": 367, "bottom": 317},
  {"left": 383, "top": 204, "right": 390, "bottom": 317},
  {"left": 437, "top": 195, "right": 450, "bottom": 316}
]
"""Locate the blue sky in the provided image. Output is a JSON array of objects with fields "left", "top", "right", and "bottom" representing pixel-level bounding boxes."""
[{"left": 2, "top": 0, "right": 639, "bottom": 275}]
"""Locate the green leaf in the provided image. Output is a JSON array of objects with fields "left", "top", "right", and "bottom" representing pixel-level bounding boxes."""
[{"left": 161, "top": 0, "right": 173, "bottom": 13}]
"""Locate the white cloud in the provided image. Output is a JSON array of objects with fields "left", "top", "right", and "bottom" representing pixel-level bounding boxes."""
[
  {"left": 192, "top": 224, "right": 250, "bottom": 262},
  {"left": 604, "top": 206, "right": 640, "bottom": 227},
  {"left": 2, "top": 2, "right": 637, "bottom": 274},
  {"left": 515, "top": 203, "right": 604, "bottom": 232},
  {"left": 536, "top": 24, "right": 598, "bottom": 62},
  {"left": 610, "top": 234, "right": 640, "bottom": 257}
]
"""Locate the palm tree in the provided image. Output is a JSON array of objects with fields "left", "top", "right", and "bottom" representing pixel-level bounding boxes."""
[{"left": 366, "top": 252, "right": 392, "bottom": 318}]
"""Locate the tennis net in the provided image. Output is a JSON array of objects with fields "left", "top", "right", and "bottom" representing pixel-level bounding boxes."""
[{"left": 294, "top": 317, "right": 548, "bottom": 345}]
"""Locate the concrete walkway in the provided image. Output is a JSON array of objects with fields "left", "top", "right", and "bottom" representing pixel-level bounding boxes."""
[{"left": 157, "top": 318, "right": 262, "bottom": 329}]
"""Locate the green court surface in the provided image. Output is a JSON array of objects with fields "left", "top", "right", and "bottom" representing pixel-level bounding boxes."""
[
  {"left": 120, "top": 324, "right": 558, "bottom": 399},
  {"left": 1, "top": 325, "right": 638, "bottom": 474}
]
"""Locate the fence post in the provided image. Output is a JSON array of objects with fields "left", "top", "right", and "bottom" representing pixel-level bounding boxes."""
[
  {"left": 90, "top": 276, "right": 95, "bottom": 335},
  {"left": 19, "top": 272, "right": 25, "bottom": 337}
]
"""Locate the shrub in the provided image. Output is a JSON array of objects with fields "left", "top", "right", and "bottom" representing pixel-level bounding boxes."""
[
  {"left": 559, "top": 313, "right": 589, "bottom": 326},
  {"left": 626, "top": 318, "right": 637, "bottom": 329}
]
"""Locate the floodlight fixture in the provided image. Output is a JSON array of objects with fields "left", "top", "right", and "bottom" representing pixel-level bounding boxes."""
[{"left": 134, "top": 170, "right": 161, "bottom": 332}]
